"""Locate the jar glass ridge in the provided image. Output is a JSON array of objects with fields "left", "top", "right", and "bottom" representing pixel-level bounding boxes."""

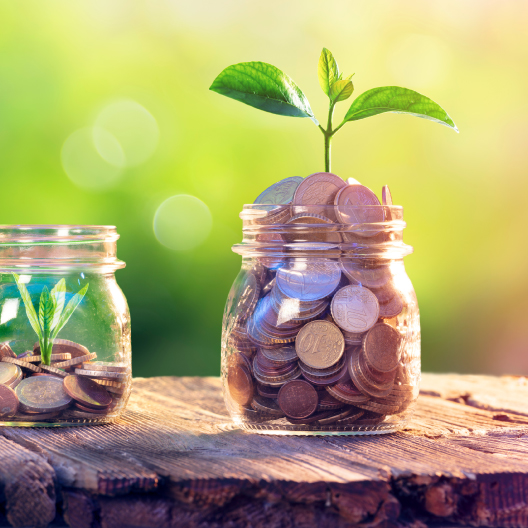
[
  {"left": 0, "top": 225, "right": 131, "bottom": 426},
  {"left": 222, "top": 205, "right": 420, "bottom": 435}
]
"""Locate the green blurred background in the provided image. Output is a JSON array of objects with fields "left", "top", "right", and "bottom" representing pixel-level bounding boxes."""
[{"left": 1, "top": 0, "right": 527, "bottom": 377}]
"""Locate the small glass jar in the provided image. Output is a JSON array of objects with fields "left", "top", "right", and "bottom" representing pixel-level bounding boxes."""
[
  {"left": 222, "top": 205, "right": 420, "bottom": 435},
  {"left": 0, "top": 225, "right": 131, "bottom": 426}
]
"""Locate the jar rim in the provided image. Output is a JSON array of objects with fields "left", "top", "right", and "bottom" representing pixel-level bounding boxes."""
[{"left": 0, "top": 225, "right": 124, "bottom": 272}]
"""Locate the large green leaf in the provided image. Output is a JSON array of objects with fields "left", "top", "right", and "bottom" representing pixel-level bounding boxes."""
[
  {"left": 343, "top": 86, "right": 458, "bottom": 131},
  {"left": 51, "top": 283, "right": 89, "bottom": 340},
  {"left": 12, "top": 273, "right": 41, "bottom": 338},
  {"left": 50, "top": 278, "right": 66, "bottom": 330},
  {"left": 330, "top": 79, "right": 354, "bottom": 103},
  {"left": 318, "top": 48, "right": 339, "bottom": 97},
  {"left": 210, "top": 62, "right": 318, "bottom": 125}
]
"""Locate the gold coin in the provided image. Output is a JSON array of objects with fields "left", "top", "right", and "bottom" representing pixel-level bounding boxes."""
[{"left": 295, "top": 320, "right": 344, "bottom": 370}]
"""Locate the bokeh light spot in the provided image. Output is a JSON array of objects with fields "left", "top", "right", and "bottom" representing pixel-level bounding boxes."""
[
  {"left": 61, "top": 127, "right": 123, "bottom": 191},
  {"left": 95, "top": 100, "right": 159, "bottom": 167},
  {"left": 153, "top": 195, "right": 212, "bottom": 251}
]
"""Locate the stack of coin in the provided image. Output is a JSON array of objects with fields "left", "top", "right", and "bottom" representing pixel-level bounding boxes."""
[
  {"left": 225, "top": 172, "right": 419, "bottom": 429},
  {"left": 0, "top": 339, "right": 130, "bottom": 423}
]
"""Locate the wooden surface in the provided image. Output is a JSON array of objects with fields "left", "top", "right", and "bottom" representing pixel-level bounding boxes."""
[{"left": 1, "top": 375, "right": 528, "bottom": 528}]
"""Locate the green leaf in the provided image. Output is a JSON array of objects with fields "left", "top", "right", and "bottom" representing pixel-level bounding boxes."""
[
  {"left": 342, "top": 86, "right": 458, "bottom": 131},
  {"left": 51, "top": 283, "right": 89, "bottom": 340},
  {"left": 50, "top": 278, "right": 66, "bottom": 330},
  {"left": 12, "top": 273, "right": 41, "bottom": 338},
  {"left": 318, "top": 48, "right": 339, "bottom": 97},
  {"left": 330, "top": 79, "right": 354, "bottom": 103},
  {"left": 38, "top": 287, "right": 54, "bottom": 336},
  {"left": 210, "top": 62, "right": 318, "bottom": 125}
]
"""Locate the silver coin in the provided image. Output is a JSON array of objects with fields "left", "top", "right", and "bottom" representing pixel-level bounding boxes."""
[
  {"left": 254, "top": 176, "right": 303, "bottom": 205},
  {"left": 276, "top": 261, "right": 341, "bottom": 301}
]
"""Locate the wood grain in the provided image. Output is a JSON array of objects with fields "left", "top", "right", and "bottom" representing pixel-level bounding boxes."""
[{"left": 0, "top": 374, "right": 528, "bottom": 527}]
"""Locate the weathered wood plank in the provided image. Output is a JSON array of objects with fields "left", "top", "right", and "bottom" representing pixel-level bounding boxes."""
[{"left": 2, "top": 374, "right": 528, "bottom": 528}]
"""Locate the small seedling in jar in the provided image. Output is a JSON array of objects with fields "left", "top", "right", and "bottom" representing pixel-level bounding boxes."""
[
  {"left": 13, "top": 274, "right": 89, "bottom": 365},
  {"left": 210, "top": 48, "right": 458, "bottom": 172}
]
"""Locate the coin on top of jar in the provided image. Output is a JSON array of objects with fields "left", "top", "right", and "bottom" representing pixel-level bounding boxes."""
[
  {"left": 334, "top": 184, "right": 384, "bottom": 225},
  {"left": 295, "top": 320, "right": 344, "bottom": 369},
  {"left": 331, "top": 285, "right": 379, "bottom": 333},
  {"left": 292, "top": 172, "right": 346, "bottom": 219},
  {"left": 254, "top": 176, "right": 303, "bottom": 205}
]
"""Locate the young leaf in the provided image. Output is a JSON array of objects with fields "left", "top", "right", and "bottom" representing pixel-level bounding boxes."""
[
  {"left": 318, "top": 48, "right": 339, "bottom": 97},
  {"left": 38, "top": 287, "right": 54, "bottom": 337},
  {"left": 50, "top": 278, "right": 66, "bottom": 330},
  {"left": 210, "top": 62, "right": 318, "bottom": 125},
  {"left": 12, "top": 273, "right": 41, "bottom": 338},
  {"left": 342, "top": 86, "right": 458, "bottom": 131},
  {"left": 51, "top": 283, "right": 89, "bottom": 340},
  {"left": 330, "top": 79, "right": 354, "bottom": 103}
]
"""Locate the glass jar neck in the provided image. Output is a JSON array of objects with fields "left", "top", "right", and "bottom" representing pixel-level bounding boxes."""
[
  {"left": 232, "top": 204, "right": 413, "bottom": 260},
  {"left": 0, "top": 225, "right": 125, "bottom": 272}
]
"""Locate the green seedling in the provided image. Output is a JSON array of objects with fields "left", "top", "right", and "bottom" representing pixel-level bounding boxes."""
[
  {"left": 13, "top": 274, "right": 89, "bottom": 365},
  {"left": 210, "top": 48, "right": 458, "bottom": 172}
]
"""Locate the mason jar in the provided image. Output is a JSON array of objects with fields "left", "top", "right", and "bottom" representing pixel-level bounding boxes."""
[
  {"left": 221, "top": 205, "right": 420, "bottom": 435},
  {"left": 0, "top": 225, "right": 131, "bottom": 426}
]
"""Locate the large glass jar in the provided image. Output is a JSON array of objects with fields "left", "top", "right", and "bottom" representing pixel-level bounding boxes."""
[
  {"left": 222, "top": 205, "right": 420, "bottom": 435},
  {"left": 0, "top": 225, "right": 131, "bottom": 426}
]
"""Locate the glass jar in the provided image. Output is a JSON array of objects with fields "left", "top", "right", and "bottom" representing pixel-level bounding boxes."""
[
  {"left": 0, "top": 225, "right": 131, "bottom": 426},
  {"left": 222, "top": 205, "right": 420, "bottom": 435}
]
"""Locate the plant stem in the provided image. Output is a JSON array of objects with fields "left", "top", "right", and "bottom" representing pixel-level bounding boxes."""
[{"left": 322, "top": 103, "right": 335, "bottom": 172}]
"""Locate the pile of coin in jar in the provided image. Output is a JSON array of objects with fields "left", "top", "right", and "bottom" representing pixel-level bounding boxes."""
[
  {"left": 0, "top": 339, "right": 129, "bottom": 422},
  {"left": 225, "top": 172, "right": 418, "bottom": 429}
]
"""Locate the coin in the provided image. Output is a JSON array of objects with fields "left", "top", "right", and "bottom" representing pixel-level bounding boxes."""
[
  {"left": 301, "top": 364, "right": 349, "bottom": 387},
  {"left": 82, "top": 361, "right": 128, "bottom": 373},
  {"left": 348, "top": 348, "right": 394, "bottom": 398},
  {"left": 74, "top": 402, "right": 110, "bottom": 414},
  {"left": 8, "top": 368, "right": 23, "bottom": 389},
  {"left": 378, "top": 292, "right": 404, "bottom": 319},
  {"left": 2, "top": 357, "right": 43, "bottom": 373},
  {"left": 63, "top": 375, "right": 112, "bottom": 409},
  {"left": 287, "top": 410, "right": 335, "bottom": 424},
  {"left": 0, "top": 384, "right": 19, "bottom": 417},
  {"left": 340, "top": 261, "right": 391, "bottom": 289},
  {"left": 278, "top": 380, "right": 319, "bottom": 419},
  {"left": 363, "top": 323, "right": 401, "bottom": 373},
  {"left": 234, "top": 272, "right": 260, "bottom": 321},
  {"left": 0, "top": 362, "right": 20, "bottom": 386},
  {"left": 276, "top": 261, "right": 341, "bottom": 302},
  {"left": 15, "top": 376, "right": 72, "bottom": 413},
  {"left": 317, "top": 406, "right": 360, "bottom": 425},
  {"left": 260, "top": 346, "right": 298, "bottom": 364},
  {"left": 254, "top": 176, "right": 303, "bottom": 204},
  {"left": 285, "top": 214, "right": 342, "bottom": 243},
  {"left": 40, "top": 364, "right": 69, "bottom": 378},
  {"left": 335, "top": 409, "right": 366, "bottom": 425},
  {"left": 227, "top": 364, "right": 254, "bottom": 406},
  {"left": 34, "top": 339, "right": 89, "bottom": 359},
  {"left": 292, "top": 172, "right": 346, "bottom": 219},
  {"left": 382, "top": 185, "right": 393, "bottom": 221},
  {"left": 16, "top": 411, "right": 61, "bottom": 421},
  {"left": 334, "top": 184, "right": 384, "bottom": 226},
  {"left": 53, "top": 352, "right": 98, "bottom": 369},
  {"left": 298, "top": 355, "right": 345, "bottom": 377},
  {"left": 21, "top": 353, "right": 72, "bottom": 363},
  {"left": 331, "top": 285, "right": 380, "bottom": 333},
  {"left": 346, "top": 177, "right": 361, "bottom": 185},
  {"left": 257, "top": 384, "right": 280, "bottom": 399},
  {"left": 74, "top": 368, "right": 127, "bottom": 380},
  {"left": 250, "top": 395, "right": 284, "bottom": 416},
  {"left": 355, "top": 400, "right": 401, "bottom": 415},
  {"left": 326, "top": 378, "right": 370, "bottom": 405},
  {"left": 0, "top": 342, "right": 16, "bottom": 360},
  {"left": 295, "top": 320, "right": 344, "bottom": 369},
  {"left": 317, "top": 391, "right": 345, "bottom": 410}
]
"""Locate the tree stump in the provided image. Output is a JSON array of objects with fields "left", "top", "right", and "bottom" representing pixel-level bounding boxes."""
[{"left": 1, "top": 374, "right": 528, "bottom": 527}]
